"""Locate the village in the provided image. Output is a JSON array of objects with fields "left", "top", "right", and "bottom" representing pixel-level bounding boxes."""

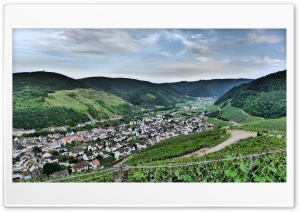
[{"left": 12, "top": 97, "right": 216, "bottom": 181}]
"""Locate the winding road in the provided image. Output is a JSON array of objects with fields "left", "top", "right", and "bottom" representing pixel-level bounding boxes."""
[
  {"left": 197, "top": 130, "right": 257, "bottom": 156},
  {"left": 177, "top": 130, "right": 257, "bottom": 159}
]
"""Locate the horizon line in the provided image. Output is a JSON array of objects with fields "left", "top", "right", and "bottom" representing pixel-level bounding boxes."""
[{"left": 12, "top": 70, "right": 260, "bottom": 84}]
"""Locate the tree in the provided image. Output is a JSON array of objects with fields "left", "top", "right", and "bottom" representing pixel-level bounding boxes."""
[
  {"left": 50, "top": 150, "right": 59, "bottom": 156},
  {"left": 42, "top": 163, "right": 65, "bottom": 175},
  {"left": 32, "top": 146, "right": 42, "bottom": 154}
]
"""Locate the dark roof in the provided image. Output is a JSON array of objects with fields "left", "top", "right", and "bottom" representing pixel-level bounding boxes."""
[
  {"left": 49, "top": 155, "right": 58, "bottom": 160},
  {"left": 71, "top": 148, "right": 84, "bottom": 154},
  {"left": 127, "top": 144, "right": 135, "bottom": 148},
  {"left": 15, "top": 144, "right": 26, "bottom": 150},
  {"left": 73, "top": 161, "right": 88, "bottom": 169},
  {"left": 86, "top": 152, "right": 93, "bottom": 157},
  {"left": 118, "top": 147, "right": 126, "bottom": 153}
]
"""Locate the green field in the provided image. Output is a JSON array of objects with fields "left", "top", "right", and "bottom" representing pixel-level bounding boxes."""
[
  {"left": 206, "top": 104, "right": 219, "bottom": 112},
  {"left": 45, "top": 88, "right": 126, "bottom": 113},
  {"left": 172, "top": 113, "right": 190, "bottom": 118},
  {"left": 207, "top": 118, "right": 233, "bottom": 127},
  {"left": 221, "top": 105, "right": 262, "bottom": 124},
  {"left": 175, "top": 100, "right": 195, "bottom": 108},
  {"left": 155, "top": 108, "right": 177, "bottom": 115},
  {"left": 42, "top": 88, "right": 141, "bottom": 120},
  {"left": 241, "top": 117, "right": 286, "bottom": 132}
]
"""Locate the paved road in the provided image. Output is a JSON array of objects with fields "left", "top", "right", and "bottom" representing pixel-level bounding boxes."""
[{"left": 197, "top": 130, "right": 257, "bottom": 156}]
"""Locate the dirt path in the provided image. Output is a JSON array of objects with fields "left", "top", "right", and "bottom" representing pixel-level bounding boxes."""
[
  {"left": 230, "top": 120, "right": 240, "bottom": 126},
  {"left": 197, "top": 130, "right": 257, "bottom": 156}
]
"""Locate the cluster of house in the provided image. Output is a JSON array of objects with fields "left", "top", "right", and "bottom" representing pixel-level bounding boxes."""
[{"left": 12, "top": 110, "right": 215, "bottom": 182}]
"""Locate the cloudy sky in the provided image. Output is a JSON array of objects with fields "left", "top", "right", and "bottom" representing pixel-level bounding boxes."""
[{"left": 13, "top": 29, "right": 286, "bottom": 83}]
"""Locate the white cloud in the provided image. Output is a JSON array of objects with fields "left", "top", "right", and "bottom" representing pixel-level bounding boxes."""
[
  {"left": 277, "top": 46, "right": 286, "bottom": 52},
  {"left": 246, "top": 30, "right": 284, "bottom": 44},
  {"left": 254, "top": 56, "right": 285, "bottom": 66},
  {"left": 196, "top": 57, "right": 230, "bottom": 64},
  {"left": 161, "top": 51, "right": 172, "bottom": 57},
  {"left": 242, "top": 55, "right": 260, "bottom": 62},
  {"left": 242, "top": 55, "right": 285, "bottom": 66}
]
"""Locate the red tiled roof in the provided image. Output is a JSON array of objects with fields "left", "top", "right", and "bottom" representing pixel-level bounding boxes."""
[
  {"left": 72, "top": 161, "right": 88, "bottom": 169},
  {"left": 62, "top": 137, "right": 70, "bottom": 142},
  {"left": 91, "top": 159, "right": 99, "bottom": 165}
]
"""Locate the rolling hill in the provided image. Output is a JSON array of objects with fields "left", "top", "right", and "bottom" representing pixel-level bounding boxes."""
[
  {"left": 79, "top": 77, "right": 190, "bottom": 108},
  {"left": 215, "top": 70, "right": 286, "bottom": 119},
  {"left": 163, "top": 79, "right": 252, "bottom": 97},
  {"left": 13, "top": 72, "right": 140, "bottom": 129}
]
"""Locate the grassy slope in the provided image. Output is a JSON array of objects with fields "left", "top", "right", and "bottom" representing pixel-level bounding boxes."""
[
  {"left": 241, "top": 117, "right": 286, "bottom": 132},
  {"left": 206, "top": 104, "right": 219, "bottom": 112},
  {"left": 44, "top": 88, "right": 128, "bottom": 117},
  {"left": 221, "top": 105, "right": 262, "bottom": 124},
  {"left": 207, "top": 118, "right": 233, "bottom": 127}
]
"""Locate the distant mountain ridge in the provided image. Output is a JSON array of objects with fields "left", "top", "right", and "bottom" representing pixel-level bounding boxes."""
[
  {"left": 162, "top": 79, "right": 253, "bottom": 97},
  {"left": 215, "top": 70, "right": 286, "bottom": 119},
  {"left": 79, "top": 77, "right": 190, "bottom": 108},
  {"left": 14, "top": 71, "right": 282, "bottom": 129}
]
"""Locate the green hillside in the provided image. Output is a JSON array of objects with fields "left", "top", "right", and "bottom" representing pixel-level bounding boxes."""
[
  {"left": 215, "top": 70, "right": 286, "bottom": 119},
  {"left": 240, "top": 117, "right": 286, "bottom": 133},
  {"left": 13, "top": 72, "right": 140, "bottom": 129},
  {"left": 163, "top": 79, "right": 252, "bottom": 97},
  {"left": 221, "top": 104, "right": 262, "bottom": 124},
  {"left": 79, "top": 77, "right": 190, "bottom": 108},
  {"left": 13, "top": 71, "right": 88, "bottom": 109},
  {"left": 127, "top": 136, "right": 286, "bottom": 182},
  {"left": 126, "top": 129, "right": 229, "bottom": 165}
]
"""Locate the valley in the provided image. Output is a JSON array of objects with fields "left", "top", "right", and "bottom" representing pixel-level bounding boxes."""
[{"left": 12, "top": 70, "right": 287, "bottom": 183}]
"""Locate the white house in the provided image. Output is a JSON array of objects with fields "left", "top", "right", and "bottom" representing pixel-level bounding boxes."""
[
  {"left": 89, "top": 159, "right": 100, "bottom": 170},
  {"left": 136, "top": 142, "right": 147, "bottom": 150}
]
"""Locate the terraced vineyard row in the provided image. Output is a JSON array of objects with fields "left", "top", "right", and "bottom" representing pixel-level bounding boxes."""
[{"left": 126, "top": 129, "right": 230, "bottom": 165}]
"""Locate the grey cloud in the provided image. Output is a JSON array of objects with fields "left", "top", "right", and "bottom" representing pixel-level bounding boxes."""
[{"left": 222, "top": 30, "right": 284, "bottom": 47}]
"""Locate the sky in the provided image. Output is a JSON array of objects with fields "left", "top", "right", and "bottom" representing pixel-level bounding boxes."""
[{"left": 13, "top": 29, "right": 286, "bottom": 83}]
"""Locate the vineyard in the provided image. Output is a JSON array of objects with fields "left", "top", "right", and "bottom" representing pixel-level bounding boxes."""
[
  {"left": 127, "top": 150, "right": 286, "bottom": 182},
  {"left": 127, "top": 135, "right": 286, "bottom": 182},
  {"left": 43, "top": 168, "right": 115, "bottom": 183},
  {"left": 126, "top": 129, "right": 230, "bottom": 165},
  {"left": 220, "top": 105, "right": 262, "bottom": 124},
  {"left": 241, "top": 117, "right": 286, "bottom": 132},
  {"left": 207, "top": 118, "right": 233, "bottom": 127}
]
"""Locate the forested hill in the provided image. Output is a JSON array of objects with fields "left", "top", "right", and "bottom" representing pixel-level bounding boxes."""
[
  {"left": 162, "top": 79, "right": 252, "bottom": 97},
  {"left": 14, "top": 71, "right": 89, "bottom": 93},
  {"left": 215, "top": 70, "right": 286, "bottom": 119},
  {"left": 13, "top": 72, "right": 140, "bottom": 129},
  {"left": 79, "top": 77, "right": 190, "bottom": 108}
]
